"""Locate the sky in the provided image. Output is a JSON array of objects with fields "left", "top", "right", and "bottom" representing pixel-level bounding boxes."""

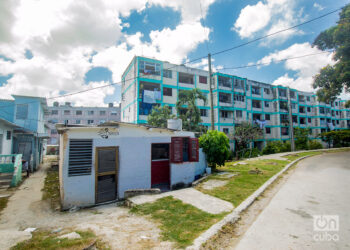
[{"left": 0, "top": 0, "right": 349, "bottom": 107}]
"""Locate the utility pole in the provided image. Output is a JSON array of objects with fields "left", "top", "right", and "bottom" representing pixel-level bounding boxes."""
[
  {"left": 208, "top": 53, "right": 215, "bottom": 130},
  {"left": 287, "top": 87, "right": 295, "bottom": 151}
]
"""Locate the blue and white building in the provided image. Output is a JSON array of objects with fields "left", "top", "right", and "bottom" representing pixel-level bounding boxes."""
[
  {"left": 0, "top": 95, "right": 49, "bottom": 170},
  {"left": 121, "top": 56, "right": 350, "bottom": 149}
]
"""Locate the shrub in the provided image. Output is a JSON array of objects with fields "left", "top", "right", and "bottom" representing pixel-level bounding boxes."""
[
  {"left": 243, "top": 148, "right": 261, "bottom": 158},
  {"left": 308, "top": 140, "right": 323, "bottom": 150},
  {"left": 262, "top": 141, "right": 290, "bottom": 155},
  {"left": 199, "top": 130, "right": 230, "bottom": 168}
]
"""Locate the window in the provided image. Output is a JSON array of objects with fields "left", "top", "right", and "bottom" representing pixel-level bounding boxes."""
[
  {"left": 336, "top": 111, "right": 339, "bottom": 115},
  {"left": 152, "top": 144, "right": 169, "bottom": 160},
  {"left": 6, "top": 131, "right": 11, "bottom": 140},
  {"left": 252, "top": 100, "right": 261, "bottom": 109},
  {"left": 16, "top": 104, "right": 28, "bottom": 120},
  {"left": 68, "top": 139, "right": 93, "bottom": 176},
  {"left": 319, "top": 107, "right": 325, "bottom": 114},
  {"left": 290, "top": 91, "right": 296, "bottom": 98},
  {"left": 281, "top": 127, "right": 289, "bottom": 136},
  {"left": 219, "top": 93, "right": 231, "bottom": 103},
  {"left": 223, "top": 128, "right": 229, "bottom": 134},
  {"left": 299, "top": 95, "right": 305, "bottom": 102},
  {"left": 264, "top": 101, "right": 270, "bottom": 108},
  {"left": 163, "top": 87, "right": 172, "bottom": 96},
  {"left": 199, "top": 76, "right": 207, "bottom": 84},
  {"left": 171, "top": 137, "right": 199, "bottom": 163},
  {"left": 253, "top": 113, "right": 261, "bottom": 120},
  {"left": 336, "top": 120, "right": 339, "bottom": 124},
  {"left": 179, "top": 72, "right": 194, "bottom": 84},
  {"left": 279, "top": 89, "right": 287, "bottom": 97},
  {"left": 111, "top": 112, "right": 118, "bottom": 116},
  {"left": 100, "top": 110, "right": 106, "bottom": 116},
  {"left": 292, "top": 103, "right": 296, "bottom": 109},
  {"left": 300, "top": 117, "right": 306, "bottom": 125},
  {"left": 265, "top": 114, "right": 270, "bottom": 120},
  {"left": 307, "top": 96, "right": 310, "bottom": 101},
  {"left": 51, "top": 110, "right": 58, "bottom": 115},
  {"left": 221, "top": 111, "right": 229, "bottom": 118},
  {"left": 51, "top": 129, "right": 57, "bottom": 135},
  {"left": 139, "top": 60, "right": 161, "bottom": 76},
  {"left": 308, "top": 118, "right": 311, "bottom": 123},
  {"left": 76, "top": 120, "right": 81, "bottom": 124},
  {"left": 292, "top": 115, "right": 298, "bottom": 123},
  {"left": 163, "top": 69, "right": 172, "bottom": 78},
  {"left": 279, "top": 101, "right": 288, "bottom": 110},
  {"left": 88, "top": 110, "right": 94, "bottom": 115},
  {"left": 64, "top": 110, "right": 70, "bottom": 115},
  {"left": 236, "top": 110, "right": 243, "bottom": 118},
  {"left": 265, "top": 127, "right": 271, "bottom": 134},
  {"left": 307, "top": 107, "right": 311, "bottom": 112},
  {"left": 200, "top": 109, "right": 208, "bottom": 117},
  {"left": 299, "top": 106, "right": 305, "bottom": 113},
  {"left": 264, "top": 88, "right": 270, "bottom": 94},
  {"left": 88, "top": 120, "right": 94, "bottom": 124},
  {"left": 76, "top": 110, "right": 82, "bottom": 115},
  {"left": 233, "top": 79, "right": 244, "bottom": 89},
  {"left": 218, "top": 76, "right": 231, "bottom": 88},
  {"left": 280, "top": 114, "right": 289, "bottom": 124},
  {"left": 252, "top": 86, "right": 260, "bottom": 95},
  {"left": 335, "top": 102, "right": 338, "bottom": 106},
  {"left": 234, "top": 94, "right": 245, "bottom": 102},
  {"left": 246, "top": 85, "right": 249, "bottom": 91}
]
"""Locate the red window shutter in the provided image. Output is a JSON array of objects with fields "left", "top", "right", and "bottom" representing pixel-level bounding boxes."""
[
  {"left": 171, "top": 137, "right": 183, "bottom": 163},
  {"left": 189, "top": 138, "right": 199, "bottom": 162}
]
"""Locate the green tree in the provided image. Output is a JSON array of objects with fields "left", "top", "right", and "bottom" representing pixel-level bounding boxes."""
[
  {"left": 312, "top": 4, "right": 350, "bottom": 106},
  {"left": 294, "top": 127, "right": 310, "bottom": 150},
  {"left": 176, "top": 88, "right": 207, "bottom": 131},
  {"left": 147, "top": 105, "right": 174, "bottom": 128},
  {"left": 231, "top": 122, "right": 263, "bottom": 159},
  {"left": 320, "top": 130, "right": 350, "bottom": 147},
  {"left": 199, "top": 130, "right": 230, "bottom": 168}
]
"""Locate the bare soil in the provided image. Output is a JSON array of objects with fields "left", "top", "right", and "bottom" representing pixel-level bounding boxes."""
[{"left": 0, "top": 158, "right": 172, "bottom": 250}]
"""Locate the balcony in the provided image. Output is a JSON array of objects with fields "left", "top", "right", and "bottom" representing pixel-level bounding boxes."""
[
  {"left": 218, "top": 76, "right": 232, "bottom": 89},
  {"left": 179, "top": 72, "right": 194, "bottom": 85},
  {"left": 219, "top": 93, "right": 232, "bottom": 107}
]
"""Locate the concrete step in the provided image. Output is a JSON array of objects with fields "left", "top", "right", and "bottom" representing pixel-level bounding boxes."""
[{"left": 0, "top": 173, "right": 13, "bottom": 180}]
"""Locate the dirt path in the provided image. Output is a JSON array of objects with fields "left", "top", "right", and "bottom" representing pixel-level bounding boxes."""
[{"left": 0, "top": 162, "right": 172, "bottom": 250}]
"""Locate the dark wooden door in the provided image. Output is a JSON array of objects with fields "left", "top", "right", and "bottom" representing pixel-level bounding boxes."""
[
  {"left": 151, "top": 144, "right": 170, "bottom": 187},
  {"left": 95, "top": 147, "right": 119, "bottom": 204}
]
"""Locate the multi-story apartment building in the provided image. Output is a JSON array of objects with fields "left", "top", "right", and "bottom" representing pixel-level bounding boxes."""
[
  {"left": 45, "top": 102, "right": 121, "bottom": 144},
  {"left": 121, "top": 56, "right": 350, "bottom": 149}
]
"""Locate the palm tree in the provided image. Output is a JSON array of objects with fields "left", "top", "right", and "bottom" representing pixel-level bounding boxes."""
[{"left": 176, "top": 88, "right": 207, "bottom": 131}]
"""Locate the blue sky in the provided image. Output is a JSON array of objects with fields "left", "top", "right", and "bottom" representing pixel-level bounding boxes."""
[{"left": 0, "top": 0, "right": 349, "bottom": 106}]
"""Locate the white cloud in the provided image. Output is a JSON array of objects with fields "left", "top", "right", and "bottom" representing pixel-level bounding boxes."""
[
  {"left": 313, "top": 3, "right": 324, "bottom": 11},
  {"left": 0, "top": 0, "right": 216, "bottom": 106},
  {"left": 233, "top": 0, "right": 302, "bottom": 44},
  {"left": 257, "top": 42, "right": 335, "bottom": 92}
]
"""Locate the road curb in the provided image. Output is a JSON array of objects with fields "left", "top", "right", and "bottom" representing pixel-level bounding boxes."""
[{"left": 187, "top": 155, "right": 313, "bottom": 250}]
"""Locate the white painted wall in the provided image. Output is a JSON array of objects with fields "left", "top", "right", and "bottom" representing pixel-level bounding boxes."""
[
  {"left": 0, "top": 122, "right": 14, "bottom": 155},
  {"left": 60, "top": 124, "right": 206, "bottom": 209}
]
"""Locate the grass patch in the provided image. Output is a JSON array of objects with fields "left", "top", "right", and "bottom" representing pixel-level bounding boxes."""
[
  {"left": 0, "top": 196, "right": 9, "bottom": 214},
  {"left": 197, "top": 159, "right": 288, "bottom": 207},
  {"left": 282, "top": 151, "right": 322, "bottom": 161},
  {"left": 42, "top": 168, "right": 60, "bottom": 210},
  {"left": 130, "top": 196, "right": 225, "bottom": 248},
  {"left": 11, "top": 230, "right": 108, "bottom": 250}
]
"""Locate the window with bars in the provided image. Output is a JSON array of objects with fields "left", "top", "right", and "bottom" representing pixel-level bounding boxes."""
[
  {"left": 171, "top": 137, "right": 199, "bottom": 163},
  {"left": 199, "top": 76, "right": 207, "bottom": 84},
  {"left": 68, "top": 139, "right": 93, "bottom": 176}
]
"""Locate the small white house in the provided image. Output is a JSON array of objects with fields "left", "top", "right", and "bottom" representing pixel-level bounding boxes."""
[{"left": 57, "top": 122, "right": 207, "bottom": 210}]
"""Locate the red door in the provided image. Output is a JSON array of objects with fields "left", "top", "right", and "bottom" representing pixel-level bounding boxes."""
[{"left": 151, "top": 144, "right": 170, "bottom": 187}]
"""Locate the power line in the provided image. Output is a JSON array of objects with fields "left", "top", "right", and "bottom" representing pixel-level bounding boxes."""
[
  {"left": 211, "top": 7, "right": 343, "bottom": 57},
  {"left": 221, "top": 50, "right": 334, "bottom": 70}
]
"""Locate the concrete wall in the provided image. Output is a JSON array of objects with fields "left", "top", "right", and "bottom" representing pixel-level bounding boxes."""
[{"left": 60, "top": 125, "right": 204, "bottom": 209}]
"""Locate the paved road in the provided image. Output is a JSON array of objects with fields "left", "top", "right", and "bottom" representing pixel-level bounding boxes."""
[{"left": 234, "top": 151, "right": 350, "bottom": 250}]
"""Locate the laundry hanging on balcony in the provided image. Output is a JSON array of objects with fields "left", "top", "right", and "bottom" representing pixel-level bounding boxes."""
[
  {"left": 143, "top": 90, "right": 156, "bottom": 104},
  {"left": 327, "top": 122, "right": 334, "bottom": 130},
  {"left": 255, "top": 119, "right": 267, "bottom": 129}
]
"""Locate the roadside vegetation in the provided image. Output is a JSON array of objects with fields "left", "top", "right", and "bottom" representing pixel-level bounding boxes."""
[
  {"left": 42, "top": 167, "right": 60, "bottom": 210},
  {"left": 196, "top": 159, "right": 287, "bottom": 206},
  {"left": 0, "top": 196, "right": 9, "bottom": 214},
  {"left": 130, "top": 196, "right": 225, "bottom": 248},
  {"left": 11, "top": 230, "right": 108, "bottom": 250}
]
